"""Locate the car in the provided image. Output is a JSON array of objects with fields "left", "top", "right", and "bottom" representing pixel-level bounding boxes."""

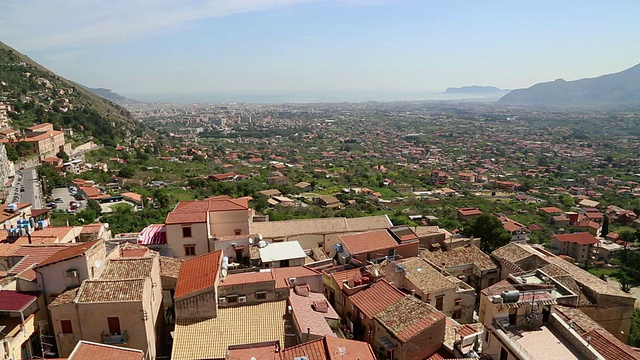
[
  {"left": 54, "top": 198, "right": 64, "bottom": 203},
  {"left": 46, "top": 202, "right": 57, "bottom": 208},
  {"left": 69, "top": 201, "right": 78, "bottom": 207},
  {"left": 66, "top": 208, "right": 76, "bottom": 213},
  {"left": 75, "top": 195, "right": 85, "bottom": 201},
  {"left": 20, "top": 188, "right": 25, "bottom": 192}
]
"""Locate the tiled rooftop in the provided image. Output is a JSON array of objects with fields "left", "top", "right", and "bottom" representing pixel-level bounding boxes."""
[
  {"left": 219, "top": 270, "right": 275, "bottom": 287},
  {"left": 76, "top": 279, "right": 145, "bottom": 303},
  {"left": 339, "top": 229, "right": 398, "bottom": 255},
  {"left": 68, "top": 340, "right": 144, "bottom": 360},
  {"left": 289, "top": 289, "right": 339, "bottom": 338},
  {"left": 100, "top": 257, "right": 153, "bottom": 280},
  {"left": 420, "top": 245, "right": 497, "bottom": 272},
  {"left": 227, "top": 341, "right": 280, "bottom": 360},
  {"left": 281, "top": 338, "right": 327, "bottom": 360},
  {"left": 37, "top": 239, "right": 101, "bottom": 267},
  {"left": 272, "top": 266, "right": 320, "bottom": 289},
  {"left": 250, "top": 215, "right": 392, "bottom": 239},
  {"left": 396, "top": 257, "right": 457, "bottom": 293},
  {"left": 159, "top": 256, "right": 183, "bottom": 278},
  {"left": 172, "top": 300, "right": 287, "bottom": 360},
  {"left": 348, "top": 279, "right": 404, "bottom": 318},
  {"left": 375, "top": 295, "right": 445, "bottom": 342},
  {"left": 175, "top": 250, "right": 222, "bottom": 299},
  {"left": 554, "top": 305, "right": 640, "bottom": 360},
  {"left": 48, "top": 288, "right": 79, "bottom": 309}
]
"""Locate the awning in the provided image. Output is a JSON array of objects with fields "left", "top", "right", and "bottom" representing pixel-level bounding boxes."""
[
  {"left": 138, "top": 224, "right": 167, "bottom": 245},
  {"left": 505, "top": 299, "right": 557, "bottom": 309},
  {"left": 378, "top": 337, "right": 398, "bottom": 350}
]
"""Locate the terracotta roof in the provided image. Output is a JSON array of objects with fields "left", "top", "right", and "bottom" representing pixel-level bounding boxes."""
[
  {"left": 457, "top": 207, "right": 482, "bottom": 216},
  {"left": 48, "top": 288, "right": 79, "bottom": 308},
  {"left": 175, "top": 250, "right": 222, "bottom": 299},
  {"left": 348, "top": 279, "right": 405, "bottom": 318},
  {"left": 375, "top": 295, "right": 445, "bottom": 342},
  {"left": 554, "top": 305, "right": 640, "bottom": 360},
  {"left": 394, "top": 258, "right": 457, "bottom": 293},
  {"left": 272, "top": 266, "right": 320, "bottom": 289},
  {"left": 37, "top": 240, "right": 101, "bottom": 267},
  {"left": 219, "top": 271, "right": 275, "bottom": 287},
  {"left": 289, "top": 289, "right": 339, "bottom": 339},
  {"left": 100, "top": 258, "right": 153, "bottom": 280},
  {"left": 281, "top": 336, "right": 376, "bottom": 360},
  {"left": 339, "top": 229, "right": 398, "bottom": 255},
  {"left": 8, "top": 244, "right": 73, "bottom": 278},
  {"left": 77, "top": 279, "right": 146, "bottom": 302},
  {"left": 227, "top": 341, "right": 281, "bottom": 360},
  {"left": 539, "top": 206, "right": 564, "bottom": 214},
  {"left": 159, "top": 256, "right": 183, "bottom": 279},
  {"left": 553, "top": 232, "right": 599, "bottom": 245},
  {"left": 330, "top": 268, "right": 363, "bottom": 290},
  {"left": 68, "top": 340, "right": 144, "bottom": 360},
  {"left": 250, "top": 215, "right": 392, "bottom": 239},
  {"left": 281, "top": 338, "right": 327, "bottom": 360},
  {"left": 0, "top": 290, "right": 38, "bottom": 311},
  {"left": 420, "top": 245, "right": 497, "bottom": 272}
]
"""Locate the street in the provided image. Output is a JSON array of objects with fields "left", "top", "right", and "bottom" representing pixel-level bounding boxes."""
[{"left": 20, "top": 167, "right": 42, "bottom": 209}]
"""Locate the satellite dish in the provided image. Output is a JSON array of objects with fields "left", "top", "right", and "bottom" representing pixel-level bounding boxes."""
[
  {"left": 221, "top": 268, "right": 228, "bottom": 277},
  {"left": 258, "top": 234, "right": 263, "bottom": 241},
  {"left": 94, "top": 260, "right": 103, "bottom": 268},
  {"left": 338, "top": 347, "right": 346, "bottom": 355},
  {"left": 248, "top": 237, "right": 253, "bottom": 244}
]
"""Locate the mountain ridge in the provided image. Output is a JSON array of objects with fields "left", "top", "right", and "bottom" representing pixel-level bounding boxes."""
[
  {"left": 0, "top": 40, "right": 142, "bottom": 146},
  {"left": 499, "top": 63, "right": 640, "bottom": 106}
]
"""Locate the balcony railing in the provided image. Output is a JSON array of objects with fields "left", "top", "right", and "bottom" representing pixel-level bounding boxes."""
[{"left": 101, "top": 330, "right": 128, "bottom": 344}]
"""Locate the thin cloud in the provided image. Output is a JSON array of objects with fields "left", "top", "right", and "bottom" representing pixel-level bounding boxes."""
[{"left": 0, "top": 0, "right": 322, "bottom": 51}]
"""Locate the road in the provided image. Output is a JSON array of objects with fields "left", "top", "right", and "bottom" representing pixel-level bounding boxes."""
[{"left": 20, "top": 167, "right": 42, "bottom": 209}]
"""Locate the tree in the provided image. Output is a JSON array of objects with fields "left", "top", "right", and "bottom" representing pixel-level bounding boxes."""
[
  {"left": 87, "top": 199, "right": 102, "bottom": 214},
  {"left": 152, "top": 189, "right": 170, "bottom": 209},
  {"left": 117, "top": 165, "right": 135, "bottom": 178},
  {"left": 5, "top": 145, "right": 19, "bottom": 161},
  {"left": 56, "top": 150, "right": 69, "bottom": 161},
  {"left": 463, "top": 213, "right": 511, "bottom": 254},
  {"left": 560, "top": 194, "right": 574, "bottom": 207}
]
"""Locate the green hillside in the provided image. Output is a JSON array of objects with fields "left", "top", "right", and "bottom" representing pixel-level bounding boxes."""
[{"left": 0, "top": 41, "right": 143, "bottom": 146}]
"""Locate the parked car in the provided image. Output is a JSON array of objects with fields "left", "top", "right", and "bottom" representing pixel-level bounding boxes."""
[
  {"left": 46, "top": 202, "right": 57, "bottom": 208},
  {"left": 69, "top": 201, "right": 78, "bottom": 207},
  {"left": 54, "top": 198, "right": 64, "bottom": 203}
]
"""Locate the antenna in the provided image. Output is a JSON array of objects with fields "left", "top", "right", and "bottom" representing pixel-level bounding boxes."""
[{"left": 94, "top": 260, "right": 103, "bottom": 268}]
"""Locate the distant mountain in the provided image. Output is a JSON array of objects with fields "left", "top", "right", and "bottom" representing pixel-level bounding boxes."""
[
  {"left": 87, "top": 87, "right": 143, "bottom": 104},
  {"left": 499, "top": 63, "right": 640, "bottom": 106},
  {"left": 444, "top": 86, "right": 507, "bottom": 94},
  {"left": 0, "top": 40, "right": 142, "bottom": 146}
]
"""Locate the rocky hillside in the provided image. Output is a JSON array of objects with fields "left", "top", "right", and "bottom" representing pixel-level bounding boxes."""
[{"left": 0, "top": 41, "right": 143, "bottom": 146}]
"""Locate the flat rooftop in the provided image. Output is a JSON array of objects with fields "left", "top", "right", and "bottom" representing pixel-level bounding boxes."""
[
  {"left": 171, "top": 300, "right": 287, "bottom": 360},
  {"left": 513, "top": 325, "right": 582, "bottom": 360}
]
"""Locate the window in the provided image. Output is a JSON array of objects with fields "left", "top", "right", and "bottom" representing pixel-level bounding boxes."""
[
  {"left": 234, "top": 229, "right": 241, "bottom": 235},
  {"left": 60, "top": 320, "right": 73, "bottom": 334},
  {"left": 256, "top": 291, "right": 267, "bottom": 300},
  {"left": 182, "top": 227, "right": 192, "bottom": 238},
  {"left": 435, "top": 296, "right": 444, "bottom": 311},
  {"left": 227, "top": 295, "right": 238, "bottom": 303},
  {"left": 184, "top": 244, "right": 196, "bottom": 256},
  {"left": 452, "top": 310, "right": 461, "bottom": 319}
]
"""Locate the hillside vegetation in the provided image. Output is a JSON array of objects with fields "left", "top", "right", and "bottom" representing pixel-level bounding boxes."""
[{"left": 0, "top": 41, "right": 143, "bottom": 146}]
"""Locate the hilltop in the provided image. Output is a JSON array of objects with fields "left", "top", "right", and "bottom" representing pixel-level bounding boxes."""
[
  {"left": 0, "top": 41, "right": 142, "bottom": 146},
  {"left": 86, "top": 87, "right": 143, "bottom": 105},
  {"left": 499, "top": 63, "right": 640, "bottom": 106}
]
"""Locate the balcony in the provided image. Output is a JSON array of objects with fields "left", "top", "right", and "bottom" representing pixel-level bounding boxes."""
[{"left": 101, "top": 330, "right": 129, "bottom": 344}]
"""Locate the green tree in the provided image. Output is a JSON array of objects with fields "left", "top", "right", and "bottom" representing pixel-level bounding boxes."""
[
  {"left": 463, "top": 213, "right": 511, "bottom": 254},
  {"left": 630, "top": 309, "right": 640, "bottom": 347},
  {"left": 5, "top": 145, "right": 19, "bottom": 161},
  {"left": 560, "top": 194, "right": 574, "bottom": 207},
  {"left": 117, "top": 165, "right": 136, "bottom": 178},
  {"left": 87, "top": 199, "right": 102, "bottom": 214},
  {"left": 152, "top": 189, "right": 170, "bottom": 209},
  {"left": 56, "top": 150, "right": 69, "bottom": 161}
]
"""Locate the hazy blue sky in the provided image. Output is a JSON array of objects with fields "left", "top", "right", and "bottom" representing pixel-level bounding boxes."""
[{"left": 1, "top": 0, "right": 639, "bottom": 102}]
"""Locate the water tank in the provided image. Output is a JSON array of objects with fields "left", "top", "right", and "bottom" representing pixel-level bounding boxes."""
[
  {"left": 335, "top": 244, "right": 343, "bottom": 252},
  {"left": 222, "top": 257, "right": 229, "bottom": 270},
  {"left": 361, "top": 277, "right": 370, "bottom": 284},
  {"left": 501, "top": 290, "right": 520, "bottom": 303}
]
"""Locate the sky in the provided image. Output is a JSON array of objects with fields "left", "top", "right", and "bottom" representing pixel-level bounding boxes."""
[{"left": 1, "top": 0, "right": 640, "bottom": 102}]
